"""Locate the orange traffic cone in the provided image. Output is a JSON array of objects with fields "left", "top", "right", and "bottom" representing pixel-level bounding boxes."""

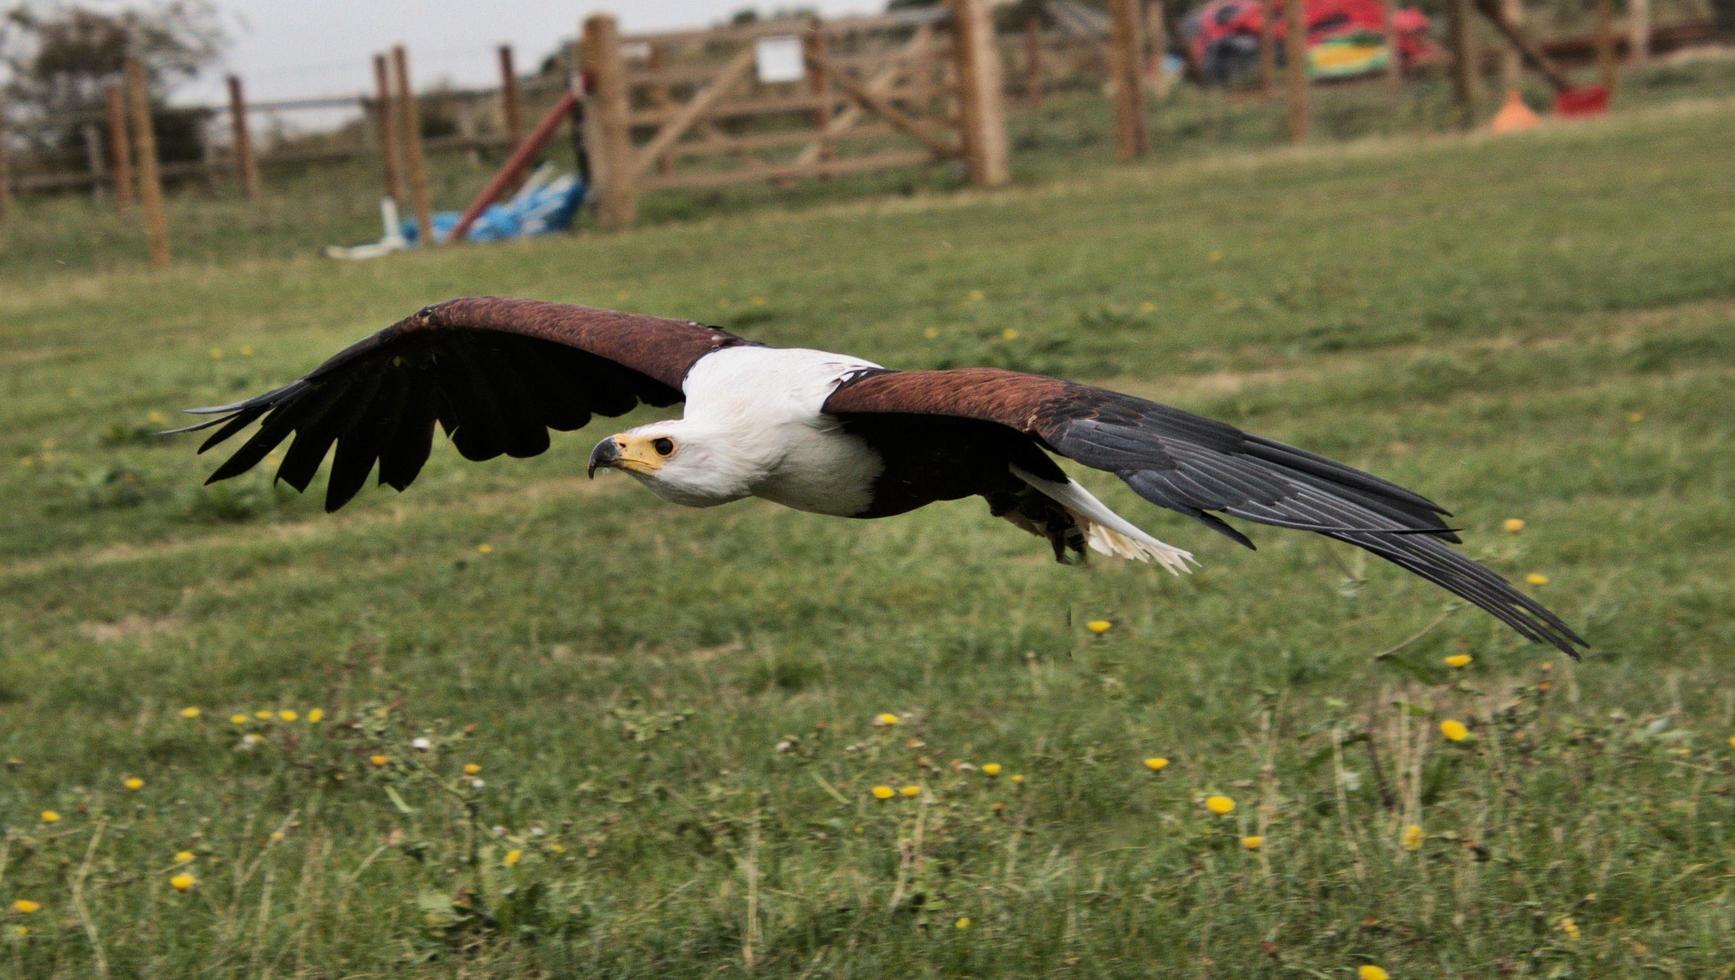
[{"left": 1491, "top": 89, "right": 1541, "bottom": 132}]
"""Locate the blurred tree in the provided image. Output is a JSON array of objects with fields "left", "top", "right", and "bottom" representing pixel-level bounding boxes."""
[{"left": 1, "top": 2, "right": 223, "bottom": 167}]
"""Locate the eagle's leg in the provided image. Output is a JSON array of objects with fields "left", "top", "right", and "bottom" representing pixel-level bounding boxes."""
[{"left": 986, "top": 487, "right": 1087, "bottom": 564}]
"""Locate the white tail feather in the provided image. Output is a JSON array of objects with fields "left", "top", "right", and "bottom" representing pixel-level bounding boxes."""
[{"left": 1010, "top": 465, "right": 1197, "bottom": 574}]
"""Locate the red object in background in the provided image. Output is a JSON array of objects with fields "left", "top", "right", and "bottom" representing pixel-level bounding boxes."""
[
  {"left": 1553, "top": 85, "right": 1609, "bottom": 116},
  {"left": 1186, "top": 0, "right": 1444, "bottom": 82}
]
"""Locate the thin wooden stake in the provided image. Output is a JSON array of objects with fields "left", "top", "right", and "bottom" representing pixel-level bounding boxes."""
[
  {"left": 1379, "top": 0, "right": 1404, "bottom": 92},
  {"left": 1595, "top": 0, "right": 1619, "bottom": 96},
  {"left": 498, "top": 45, "right": 524, "bottom": 143},
  {"left": 0, "top": 109, "right": 11, "bottom": 222},
  {"left": 372, "top": 54, "right": 403, "bottom": 203},
  {"left": 581, "top": 14, "right": 637, "bottom": 229},
  {"left": 392, "top": 45, "right": 434, "bottom": 245},
  {"left": 1445, "top": 0, "right": 1481, "bottom": 128},
  {"left": 1024, "top": 19, "right": 1044, "bottom": 109},
  {"left": 227, "top": 75, "right": 260, "bottom": 199},
  {"left": 1107, "top": 0, "right": 1150, "bottom": 159},
  {"left": 1259, "top": 0, "right": 1278, "bottom": 96},
  {"left": 804, "top": 29, "right": 835, "bottom": 166},
  {"left": 1498, "top": 0, "right": 1524, "bottom": 91},
  {"left": 104, "top": 85, "right": 134, "bottom": 211},
  {"left": 951, "top": 0, "right": 1010, "bottom": 186},
  {"left": 1628, "top": 0, "right": 1651, "bottom": 70},
  {"left": 124, "top": 57, "right": 170, "bottom": 268},
  {"left": 1284, "top": 0, "right": 1310, "bottom": 142}
]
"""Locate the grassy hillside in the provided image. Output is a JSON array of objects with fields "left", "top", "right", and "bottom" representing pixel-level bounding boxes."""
[{"left": 0, "top": 99, "right": 1731, "bottom": 976}]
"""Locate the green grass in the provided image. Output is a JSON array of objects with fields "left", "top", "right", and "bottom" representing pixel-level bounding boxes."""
[{"left": 1, "top": 96, "right": 1732, "bottom": 976}]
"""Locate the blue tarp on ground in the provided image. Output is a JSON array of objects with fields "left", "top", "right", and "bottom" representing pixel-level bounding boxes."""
[{"left": 403, "top": 174, "right": 586, "bottom": 245}]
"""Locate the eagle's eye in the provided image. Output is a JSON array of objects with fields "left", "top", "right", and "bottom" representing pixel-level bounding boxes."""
[{"left": 651, "top": 437, "right": 675, "bottom": 457}]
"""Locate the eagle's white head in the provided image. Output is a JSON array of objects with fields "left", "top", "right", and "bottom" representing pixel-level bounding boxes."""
[{"left": 586, "top": 421, "right": 756, "bottom": 508}]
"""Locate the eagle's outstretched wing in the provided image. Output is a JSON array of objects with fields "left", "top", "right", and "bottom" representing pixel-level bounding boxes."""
[
  {"left": 823, "top": 368, "right": 1587, "bottom": 658},
  {"left": 172, "top": 297, "right": 750, "bottom": 512}
]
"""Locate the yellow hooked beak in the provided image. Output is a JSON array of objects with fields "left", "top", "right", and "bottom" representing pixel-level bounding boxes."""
[{"left": 587, "top": 435, "right": 668, "bottom": 478}]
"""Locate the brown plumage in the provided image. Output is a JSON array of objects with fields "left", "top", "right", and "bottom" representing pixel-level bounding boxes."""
[{"left": 175, "top": 297, "right": 1587, "bottom": 659}]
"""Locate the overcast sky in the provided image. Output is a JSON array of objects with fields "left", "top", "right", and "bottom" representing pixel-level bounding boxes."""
[{"left": 189, "top": 1, "right": 887, "bottom": 105}]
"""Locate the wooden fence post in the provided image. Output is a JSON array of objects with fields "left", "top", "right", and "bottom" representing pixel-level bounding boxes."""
[
  {"left": 1024, "top": 19, "right": 1043, "bottom": 109},
  {"left": 1595, "top": 0, "right": 1619, "bottom": 96},
  {"left": 803, "top": 29, "right": 834, "bottom": 166},
  {"left": 1259, "top": 0, "right": 1278, "bottom": 96},
  {"left": 1284, "top": 0, "right": 1310, "bottom": 142},
  {"left": 372, "top": 54, "right": 403, "bottom": 203},
  {"left": 392, "top": 45, "right": 434, "bottom": 244},
  {"left": 1628, "top": 0, "right": 1650, "bottom": 69},
  {"left": 951, "top": 0, "right": 1010, "bottom": 186},
  {"left": 124, "top": 57, "right": 170, "bottom": 268},
  {"left": 498, "top": 44, "right": 524, "bottom": 142},
  {"left": 0, "top": 110, "right": 11, "bottom": 223},
  {"left": 104, "top": 85, "right": 134, "bottom": 211},
  {"left": 582, "top": 14, "right": 636, "bottom": 228},
  {"left": 1498, "top": 0, "right": 1523, "bottom": 90},
  {"left": 1379, "top": 0, "right": 1403, "bottom": 92},
  {"left": 1445, "top": 0, "right": 1481, "bottom": 128},
  {"left": 1107, "top": 0, "right": 1150, "bottom": 159},
  {"left": 81, "top": 124, "right": 107, "bottom": 200},
  {"left": 227, "top": 75, "right": 260, "bottom": 199}
]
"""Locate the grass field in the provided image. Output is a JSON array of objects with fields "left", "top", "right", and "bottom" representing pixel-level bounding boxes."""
[{"left": 1, "top": 96, "right": 1733, "bottom": 976}]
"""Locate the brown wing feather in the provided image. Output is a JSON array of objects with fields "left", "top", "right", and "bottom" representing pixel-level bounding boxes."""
[
  {"left": 824, "top": 368, "right": 1586, "bottom": 658},
  {"left": 174, "top": 298, "right": 751, "bottom": 512}
]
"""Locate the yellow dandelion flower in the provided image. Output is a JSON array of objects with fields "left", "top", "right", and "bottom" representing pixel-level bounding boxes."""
[
  {"left": 1558, "top": 915, "right": 1580, "bottom": 940},
  {"left": 476, "top": 543, "right": 494, "bottom": 555},
  {"left": 146, "top": 410, "right": 168, "bottom": 425},
  {"left": 749, "top": 295, "right": 767, "bottom": 307},
  {"left": 179, "top": 706, "right": 201, "bottom": 719},
  {"left": 463, "top": 763, "right": 482, "bottom": 776},
  {"left": 1143, "top": 757, "right": 1169, "bottom": 772},
  {"left": 268, "top": 830, "right": 285, "bottom": 844},
  {"left": 239, "top": 344, "right": 254, "bottom": 358},
  {"left": 1204, "top": 795, "right": 1235, "bottom": 815},
  {"left": 981, "top": 763, "right": 1002, "bottom": 777},
  {"left": 123, "top": 776, "right": 144, "bottom": 792},
  {"left": 1358, "top": 967, "right": 1390, "bottom": 980},
  {"left": 1444, "top": 654, "right": 1473, "bottom": 668},
  {"left": 208, "top": 347, "right": 224, "bottom": 361},
  {"left": 1525, "top": 572, "right": 1550, "bottom": 586},
  {"left": 1208, "top": 250, "right": 1224, "bottom": 263},
  {"left": 10, "top": 900, "right": 41, "bottom": 915},
  {"left": 1728, "top": 734, "right": 1735, "bottom": 748},
  {"left": 1000, "top": 327, "right": 1020, "bottom": 341},
  {"left": 954, "top": 916, "right": 971, "bottom": 929},
  {"left": 1010, "top": 773, "right": 1024, "bottom": 784},
  {"left": 9, "top": 925, "right": 26, "bottom": 938},
  {"left": 278, "top": 709, "right": 298, "bottom": 722},
  {"left": 922, "top": 327, "right": 940, "bottom": 339},
  {"left": 966, "top": 289, "right": 985, "bottom": 303},
  {"left": 39, "top": 810, "right": 60, "bottom": 824},
  {"left": 306, "top": 708, "right": 324, "bottom": 723},
  {"left": 170, "top": 873, "right": 196, "bottom": 892},
  {"left": 1085, "top": 619, "right": 1112, "bottom": 635},
  {"left": 174, "top": 851, "right": 196, "bottom": 865},
  {"left": 1626, "top": 411, "right": 1643, "bottom": 423},
  {"left": 230, "top": 713, "right": 248, "bottom": 725},
  {"left": 1440, "top": 719, "right": 1469, "bottom": 742},
  {"left": 871, "top": 785, "right": 895, "bottom": 800},
  {"left": 369, "top": 754, "right": 390, "bottom": 768},
  {"left": 899, "top": 785, "right": 921, "bottom": 798},
  {"left": 1138, "top": 301, "right": 1156, "bottom": 313},
  {"left": 1503, "top": 518, "right": 1526, "bottom": 533},
  {"left": 1240, "top": 835, "right": 1263, "bottom": 850},
  {"left": 874, "top": 712, "right": 900, "bottom": 727},
  {"left": 1402, "top": 823, "right": 1423, "bottom": 851},
  {"left": 254, "top": 710, "right": 272, "bottom": 720},
  {"left": 503, "top": 849, "right": 523, "bottom": 867},
  {"left": 549, "top": 842, "right": 566, "bottom": 853}
]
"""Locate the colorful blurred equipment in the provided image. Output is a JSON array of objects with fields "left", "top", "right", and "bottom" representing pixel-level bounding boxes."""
[{"left": 1185, "top": 0, "right": 1442, "bottom": 84}]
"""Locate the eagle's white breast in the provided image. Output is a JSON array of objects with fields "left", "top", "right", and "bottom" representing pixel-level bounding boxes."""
[{"left": 680, "top": 346, "right": 884, "bottom": 516}]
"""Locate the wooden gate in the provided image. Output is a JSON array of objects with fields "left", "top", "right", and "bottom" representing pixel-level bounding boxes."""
[{"left": 580, "top": 0, "right": 1007, "bottom": 228}]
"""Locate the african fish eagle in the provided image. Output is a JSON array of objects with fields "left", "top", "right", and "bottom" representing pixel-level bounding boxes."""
[{"left": 175, "top": 297, "right": 1585, "bottom": 658}]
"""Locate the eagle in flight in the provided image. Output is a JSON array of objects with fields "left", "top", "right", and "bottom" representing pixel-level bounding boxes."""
[{"left": 176, "top": 297, "right": 1584, "bottom": 658}]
